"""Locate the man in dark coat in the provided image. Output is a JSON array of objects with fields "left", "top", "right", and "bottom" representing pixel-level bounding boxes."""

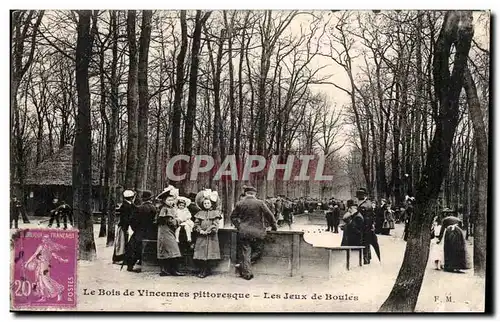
[
  {"left": 325, "top": 205, "right": 334, "bottom": 232},
  {"left": 48, "top": 197, "right": 62, "bottom": 228},
  {"left": 231, "top": 186, "right": 277, "bottom": 280},
  {"left": 341, "top": 200, "right": 364, "bottom": 246},
  {"left": 53, "top": 199, "right": 72, "bottom": 230},
  {"left": 125, "top": 190, "right": 156, "bottom": 272},
  {"left": 358, "top": 196, "right": 376, "bottom": 264},
  {"left": 332, "top": 203, "right": 341, "bottom": 233},
  {"left": 10, "top": 196, "right": 25, "bottom": 229}
]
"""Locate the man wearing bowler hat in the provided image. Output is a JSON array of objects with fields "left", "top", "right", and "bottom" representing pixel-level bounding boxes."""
[{"left": 231, "top": 185, "right": 277, "bottom": 280}]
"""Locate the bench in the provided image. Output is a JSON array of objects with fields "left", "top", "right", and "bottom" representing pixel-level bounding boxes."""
[
  {"left": 316, "top": 246, "right": 364, "bottom": 276},
  {"left": 140, "top": 229, "right": 366, "bottom": 278}
]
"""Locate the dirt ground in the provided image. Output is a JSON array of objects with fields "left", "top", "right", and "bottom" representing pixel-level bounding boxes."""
[{"left": 12, "top": 218, "right": 485, "bottom": 312}]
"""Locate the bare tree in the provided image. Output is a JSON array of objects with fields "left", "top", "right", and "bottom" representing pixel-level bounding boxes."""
[
  {"left": 379, "top": 11, "right": 474, "bottom": 312},
  {"left": 74, "top": 10, "right": 97, "bottom": 260},
  {"left": 124, "top": 10, "right": 139, "bottom": 189},
  {"left": 136, "top": 10, "right": 153, "bottom": 191}
]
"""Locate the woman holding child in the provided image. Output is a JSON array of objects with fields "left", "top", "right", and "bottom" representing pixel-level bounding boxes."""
[{"left": 156, "top": 186, "right": 185, "bottom": 277}]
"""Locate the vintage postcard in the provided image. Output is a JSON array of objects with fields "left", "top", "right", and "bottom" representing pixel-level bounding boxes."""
[{"left": 10, "top": 9, "right": 489, "bottom": 313}]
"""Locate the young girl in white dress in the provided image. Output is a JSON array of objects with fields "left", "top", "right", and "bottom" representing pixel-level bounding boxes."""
[
  {"left": 175, "top": 197, "right": 194, "bottom": 243},
  {"left": 430, "top": 217, "right": 444, "bottom": 270}
]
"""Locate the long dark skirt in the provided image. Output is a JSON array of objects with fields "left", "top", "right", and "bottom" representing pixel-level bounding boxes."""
[{"left": 443, "top": 226, "right": 471, "bottom": 270}]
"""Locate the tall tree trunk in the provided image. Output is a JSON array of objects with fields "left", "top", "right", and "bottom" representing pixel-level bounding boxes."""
[
  {"left": 463, "top": 66, "right": 487, "bottom": 277},
  {"left": 135, "top": 10, "right": 153, "bottom": 192},
  {"left": 234, "top": 12, "right": 249, "bottom": 202},
  {"left": 74, "top": 10, "right": 97, "bottom": 260},
  {"left": 379, "top": 11, "right": 473, "bottom": 312},
  {"left": 98, "top": 44, "right": 108, "bottom": 238},
  {"left": 124, "top": 10, "right": 139, "bottom": 189},
  {"left": 103, "top": 10, "right": 119, "bottom": 246},
  {"left": 170, "top": 10, "right": 187, "bottom": 185},
  {"left": 183, "top": 10, "right": 211, "bottom": 194}
]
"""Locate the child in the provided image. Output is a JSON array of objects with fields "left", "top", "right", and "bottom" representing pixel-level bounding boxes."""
[
  {"left": 429, "top": 219, "right": 444, "bottom": 270},
  {"left": 175, "top": 197, "right": 194, "bottom": 243},
  {"left": 193, "top": 190, "right": 222, "bottom": 278}
]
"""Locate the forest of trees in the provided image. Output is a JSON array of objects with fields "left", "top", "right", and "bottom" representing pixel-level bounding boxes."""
[{"left": 11, "top": 10, "right": 489, "bottom": 311}]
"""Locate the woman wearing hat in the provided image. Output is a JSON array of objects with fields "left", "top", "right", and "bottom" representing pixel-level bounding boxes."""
[
  {"left": 113, "top": 190, "right": 137, "bottom": 264},
  {"left": 192, "top": 189, "right": 222, "bottom": 278},
  {"left": 155, "top": 186, "right": 184, "bottom": 276}
]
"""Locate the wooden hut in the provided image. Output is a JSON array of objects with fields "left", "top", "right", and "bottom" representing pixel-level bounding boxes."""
[{"left": 24, "top": 144, "right": 102, "bottom": 216}]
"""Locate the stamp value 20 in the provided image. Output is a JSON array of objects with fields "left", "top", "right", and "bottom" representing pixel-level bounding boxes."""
[{"left": 11, "top": 229, "right": 78, "bottom": 309}]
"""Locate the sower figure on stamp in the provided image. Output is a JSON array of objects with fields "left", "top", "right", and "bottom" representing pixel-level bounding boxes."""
[
  {"left": 231, "top": 185, "right": 277, "bottom": 280},
  {"left": 113, "top": 190, "right": 136, "bottom": 264},
  {"left": 125, "top": 190, "right": 156, "bottom": 273},
  {"left": 24, "top": 235, "right": 68, "bottom": 302},
  {"left": 156, "top": 186, "right": 184, "bottom": 277}
]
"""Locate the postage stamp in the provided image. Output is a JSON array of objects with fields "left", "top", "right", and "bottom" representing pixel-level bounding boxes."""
[{"left": 10, "top": 229, "right": 78, "bottom": 310}]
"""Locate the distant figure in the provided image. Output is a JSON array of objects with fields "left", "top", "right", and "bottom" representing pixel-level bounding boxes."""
[
  {"left": 48, "top": 197, "right": 61, "bottom": 228},
  {"left": 375, "top": 199, "right": 387, "bottom": 234},
  {"left": 231, "top": 186, "right": 277, "bottom": 280},
  {"left": 332, "top": 203, "right": 341, "bottom": 233},
  {"left": 325, "top": 205, "right": 334, "bottom": 232},
  {"left": 54, "top": 200, "right": 72, "bottom": 230},
  {"left": 10, "top": 196, "right": 25, "bottom": 229},
  {"left": 403, "top": 197, "right": 415, "bottom": 241}
]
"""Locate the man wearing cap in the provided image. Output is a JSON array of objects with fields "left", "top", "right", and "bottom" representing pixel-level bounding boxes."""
[
  {"left": 231, "top": 186, "right": 277, "bottom": 280},
  {"left": 125, "top": 190, "right": 157, "bottom": 272},
  {"left": 113, "top": 190, "right": 137, "bottom": 264}
]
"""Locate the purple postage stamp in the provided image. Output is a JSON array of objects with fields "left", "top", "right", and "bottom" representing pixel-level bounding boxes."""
[{"left": 11, "top": 229, "right": 78, "bottom": 310}]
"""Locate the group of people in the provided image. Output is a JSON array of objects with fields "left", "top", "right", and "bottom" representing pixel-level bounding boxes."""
[
  {"left": 113, "top": 184, "right": 278, "bottom": 280},
  {"left": 339, "top": 189, "right": 381, "bottom": 265}
]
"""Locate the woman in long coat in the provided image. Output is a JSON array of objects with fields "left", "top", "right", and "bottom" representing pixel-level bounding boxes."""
[
  {"left": 437, "top": 215, "right": 471, "bottom": 272},
  {"left": 156, "top": 187, "right": 184, "bottom": 277},
  {"left": 193, "top": 189, "right": 222, "bottom": 278}
]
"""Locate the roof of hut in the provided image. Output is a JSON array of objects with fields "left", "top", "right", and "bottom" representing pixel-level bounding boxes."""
[{"left": 24, "top": 144, "right": 101, "bottom": 186}]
